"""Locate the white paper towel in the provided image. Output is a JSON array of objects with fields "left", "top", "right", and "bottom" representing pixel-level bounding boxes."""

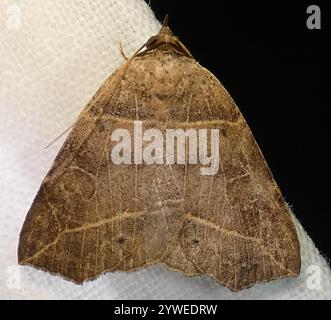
[{"left": 0, "top": 0, "right": 330, "bottom": 299}]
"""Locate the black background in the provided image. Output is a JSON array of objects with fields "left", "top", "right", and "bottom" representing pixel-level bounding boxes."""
[{"left": 145, "top": 0, "right": 330, "bottom": 262}]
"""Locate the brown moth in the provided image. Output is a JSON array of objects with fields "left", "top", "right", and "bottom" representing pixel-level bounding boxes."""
[{"left": 18, "top": 16, "right": 300, "bottom": 291}]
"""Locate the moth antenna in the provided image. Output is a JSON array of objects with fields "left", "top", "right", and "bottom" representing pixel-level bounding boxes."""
[
  {"left": 119, "top": 41, "right": 129, "bottom": 60},
  {"left": 44, "top": 124, "right": 74, "bottom": 149},
  {"left": 129, "top": 41, "right": 149, "bottom": 60},
  {"left": 129, "top": 14, "right": 171, "bottom": 59}
]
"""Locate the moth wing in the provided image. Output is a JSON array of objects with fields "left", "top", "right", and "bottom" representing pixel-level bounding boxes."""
[
  {"left": 18, "top": 63, "right": 134, "bottom": 282},
  {"left": 176, "top": 65, "right": 301, "bottom": 291},
  {"left": 18, "top": 57, "right": 200, "bottom": 283}
]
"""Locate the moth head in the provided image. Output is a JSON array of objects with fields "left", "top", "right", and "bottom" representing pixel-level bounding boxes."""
[{"left": 144, "top": 15, "right": 193, "bottom": 58}]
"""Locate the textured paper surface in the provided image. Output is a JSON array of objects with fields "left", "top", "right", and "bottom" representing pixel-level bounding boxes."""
[{"left": 0, "top": 0, "right": 330, "bottom": 299}]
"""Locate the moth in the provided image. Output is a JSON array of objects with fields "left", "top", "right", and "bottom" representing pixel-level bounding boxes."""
[{"left": 18, "top": 16, "right": 301, "bottom": 291}]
